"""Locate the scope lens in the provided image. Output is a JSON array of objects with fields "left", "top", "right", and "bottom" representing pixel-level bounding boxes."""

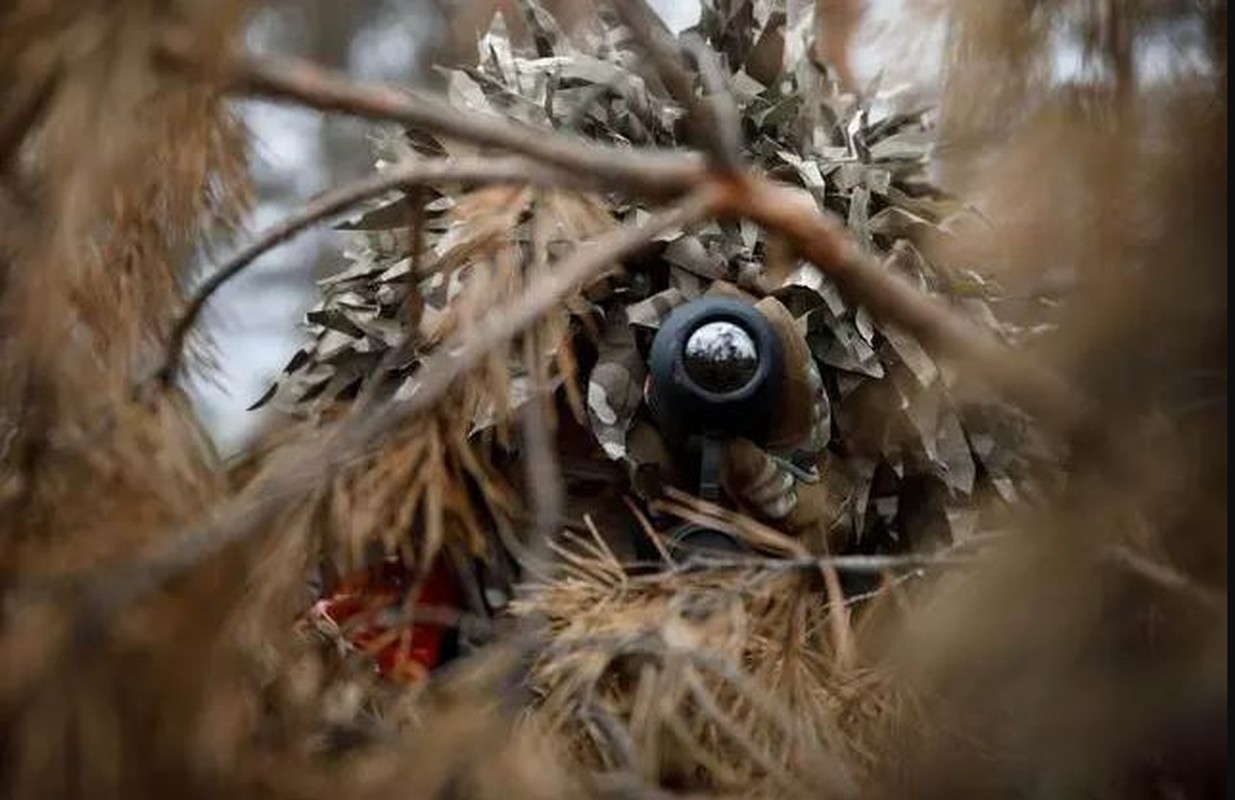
[{"left": 683, "top": 320, "right": 758, "bottom": 394}]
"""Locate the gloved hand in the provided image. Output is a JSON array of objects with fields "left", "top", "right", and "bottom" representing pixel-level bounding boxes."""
[
  {"left": 719, "top": 437, "right": 838, "bottom": 546},
  {"left": 717, "top": 296, "right": 838, "bottom": 546}
]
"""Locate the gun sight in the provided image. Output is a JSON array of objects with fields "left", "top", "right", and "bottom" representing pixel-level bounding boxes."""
[{"left": 646, "top": 297, "right": 785, "bottom": 447}]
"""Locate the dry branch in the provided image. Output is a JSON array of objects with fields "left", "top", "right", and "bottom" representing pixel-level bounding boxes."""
[
  {"left": 713, "top": 176, "right": 1090, "bottom": 430},
  {"left": 676, "top": 551, "right": 976, "bottom": 576}
]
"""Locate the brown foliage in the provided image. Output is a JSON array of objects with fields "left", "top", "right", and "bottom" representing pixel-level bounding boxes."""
[{"left": 0, "top": 1, "right": 1225, "bottom": 799}]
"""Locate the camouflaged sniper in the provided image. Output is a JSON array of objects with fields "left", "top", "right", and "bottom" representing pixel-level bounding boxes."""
[{"left": 256, "top": 0, "right": 1054, "bottom": 557}]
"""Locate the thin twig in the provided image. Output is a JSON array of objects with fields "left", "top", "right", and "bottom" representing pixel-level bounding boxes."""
[
  {"left": 518, "top": 332, "right": 566, "bottom": 582},
  {"left": 63, "top": 188, "right": 723, "bottom": 634},
  {"left": 675, "top": 550, "right": 976, "bottom": 576},
  {"left": 818, "top": 560, "right": 857, "bottom": 669},
  {"left": 1104, "top": 544, "right": 1225, "bottom": 611},
  {"left": 656, "top": 485, "right": 808, "bottom": 557},
  {"left": 679, "top": 667, "right": 817, "bottom": 800},
  {"left": 342, "top": 602, "right": 496, "bottom": 643},
  {"left": 714, "top": 175, "right": 1090, "bottom": 431},
  {"left": 154, "top": 155, "right": 582, "bottom": 386},
  {"left": 622, "top": 494, "right": 675, "bottom": 565},
  {"left": 582, "top": 703, "right": 641, "bottom": 772},
  {"left": 545, "top": 631, "right": 855, "bottom": 793},
  {"left": 155, "top": 32, "right": 707, "bottom": 199},
  {"left": 517, "top": 192, "right": 568, "bottom": 582},
  {"left": 681, "top": 32, "right": 743, "bottom": 171}
]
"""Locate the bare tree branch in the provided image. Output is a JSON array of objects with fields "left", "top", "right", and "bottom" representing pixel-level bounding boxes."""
[
  {"left": 155, "top": 33, "right": 707, "bottom": 199},
  {"left": 153, "top": 155, "right": 584, "bottom": 387},
  {"left": 677, "top": 550, "right": 976, "bottom": 576},
  {"left": 156, "top": 39, "right": 1087, "bottom": 431}
]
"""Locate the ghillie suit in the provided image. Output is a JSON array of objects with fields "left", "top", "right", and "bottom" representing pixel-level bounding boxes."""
[
  {"left": 260, "top": 0, "right": 1053, "bottom": 649},
  {"left": 252, "top": 0, "right": 1059, "bottom": 790}
]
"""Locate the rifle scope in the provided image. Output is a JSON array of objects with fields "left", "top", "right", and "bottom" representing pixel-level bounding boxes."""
[
  {"left": 646, "top": 297, "right": 785, "bottom": 448},
  {"left": 643, "top": 297, "right": 785, "bottom": 559}
]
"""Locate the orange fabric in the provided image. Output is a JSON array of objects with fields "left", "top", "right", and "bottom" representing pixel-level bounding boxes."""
[{"left": 316, "top": 556, "right": 461, "bottom": 683}]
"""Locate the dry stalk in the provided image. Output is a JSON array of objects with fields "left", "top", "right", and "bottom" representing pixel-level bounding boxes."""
[{"left": 154, "top": 31, "right": 708, "bottom": 199}]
